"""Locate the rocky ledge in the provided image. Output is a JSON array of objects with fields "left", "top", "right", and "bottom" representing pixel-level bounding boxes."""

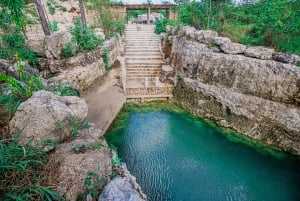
[{"left": 161, "top": 26, "right": 300, "bottom": 155}]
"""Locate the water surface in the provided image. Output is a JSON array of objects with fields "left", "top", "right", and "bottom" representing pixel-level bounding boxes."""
[{"left": 106, "top": 108, "right": 300, "bottom": 201}]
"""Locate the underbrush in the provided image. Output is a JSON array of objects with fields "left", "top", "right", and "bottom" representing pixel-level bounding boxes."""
[
  {"left": 0, "top": 137, "right": 63, "bottom": 200},
  {"left": 62, "top": 19, "right": 103, "bottom": 58}
]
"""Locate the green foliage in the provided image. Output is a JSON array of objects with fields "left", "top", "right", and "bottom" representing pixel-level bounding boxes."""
[
  {"left": 103, "top": 47, "right": 111, "bottom": 70},
  {"left": 71, "top": 19, "right": 103, "bottom": 51},
  {"left": 88, "top": 0, "right": 125, "bottom": 38},
  {"left": 0, "top": 0, "right": 26, "bottom": 27},
  {"left": 0, "top": 30, "right": 38, "bottom": 65},
  {"left": 47, "top": 1, "right": 56, "bottom": 15},
  {"left": 0, "top": 137, "right": 63, "bottom": 200},
  {"left": 155, "top": 18, "right": 179, "bottom": 34},
  {"left": 176, "top": 0, "right": 300, "bottom": 54},
  {"left": 77, "top": 172, "right": 105, "bottom": 201},
  {"left": 58, "top": 6, "right": 67, "bottom": 12},
  {"left": 0, "top": 62, "right": 45, "bottom": 119},
  {"left": 68, "top": 118, "right": 90, "bottom": 137},
  {"left": 111, "top": 155, "right": 121, "bottom": 169},
  {"left": 49, "top": 20, "right": 59, "bottom": 32},
  {"left": 50, "top": 82, "right": 80, "bottom": 96},
  {"left": 61, "top": 19, "right": 103, "bottom": 58},
  {"left": 61, "top": 41, "right": 77, "bottom": 58}
]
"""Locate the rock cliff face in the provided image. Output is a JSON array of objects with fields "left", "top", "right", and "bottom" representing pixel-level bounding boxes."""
[
  {"left": 39, "top": 35, "right": 124, "bottom": 93},
  {"left": 162, "top": 26, "right": 300, "bottom": 155}
]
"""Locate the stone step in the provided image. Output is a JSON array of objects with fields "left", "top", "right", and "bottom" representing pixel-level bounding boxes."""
[
  {"left": 126, "top": 61, "right": 165, "bottom": 65},
  {"left": 125, "top": 52, "right": 161, "bottom": 56},
  {"left": 126, "top": 56, "right": 162, "bottom": 60},
  {"left": 126, "top": 65, "right": 161, "bottom": 68}
]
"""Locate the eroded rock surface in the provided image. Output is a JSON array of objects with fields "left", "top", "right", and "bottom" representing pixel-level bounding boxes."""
[
  {"left": 99, "top": 163, "right": 147, "bottom": 201},
  {"left": 9, "top": 90, "right": 87, "bottom": 145},
  {"left": 161, "top": 26, "right": 300, "bottom": 154},
  {"left": 49, "top": 125, "right": 111, "bottom": 201}
]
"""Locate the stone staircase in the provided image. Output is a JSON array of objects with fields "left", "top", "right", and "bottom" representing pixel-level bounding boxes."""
[{"left": 124, "top": 24, "right": 173, "bottom": 99}]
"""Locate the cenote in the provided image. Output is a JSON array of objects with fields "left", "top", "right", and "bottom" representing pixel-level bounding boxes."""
[{"left": 106, "top": 105, "right": 300, "bottom": 201}]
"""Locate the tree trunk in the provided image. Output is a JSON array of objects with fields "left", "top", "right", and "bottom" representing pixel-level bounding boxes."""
[
  {"left": 34, "top": 0, "right": 51, "bottom": 36},
  {"left": 79, "top": 1, "right": 87, "bottom": 27}
]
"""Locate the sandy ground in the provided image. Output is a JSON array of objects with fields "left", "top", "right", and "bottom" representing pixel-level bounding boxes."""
[{"left": 83, "top": 69, "right": 126, "bottom": 135}]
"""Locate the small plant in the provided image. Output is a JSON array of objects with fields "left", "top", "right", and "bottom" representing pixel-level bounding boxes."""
[
  {"left": 68, "top": 118, "right": 90, "bottom": 137},
  {"left": 109, "top": 172, "right": 116, "bottom": 180},
  {"left": 73, "top": 145, "right": 87, "bottom": 154},
  {"left": 49, "top": 20, "right": 59, "bottom": 32},
  {"left": 111, "top": 155, "right": 121, "bottom": 169},
  {"left": 47, "top": 1, "right": 56, "bottom": 15},
  {"left": 103, "top": 47, "right": 111, "bottom": 70},
  {"left": 50, "top": 82, "right": 80, "bottom": 96},
  {"left": 61, "top": 41, "right": 77, "bottom": 58},
  {"left": 91, "top": 143, "right": 103, "bottom": 150},
  {"left": 77, "top": 172, "right": 105, "bottom": 201},
  {"left": 58, "top": 6, "right": 67, "bottom": 12}
]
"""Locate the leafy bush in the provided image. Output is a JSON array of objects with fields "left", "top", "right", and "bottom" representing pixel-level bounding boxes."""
[
  {"left": 50, "top": 82, "right": 80, "bottom": 96},
  {"left": 0, "top": 137, "right": 63, "bottom": 200},
  {"left": 46, "top": 1, "right": 56, "bottom": 15},
  {"left": 176, "top": 0, "right": 300, "bottom": 54},
  {"left": 0, "top": 30, "right": 38, "bottom": 65},
  {"left": 71, "top": 19, "right": 103, "bottom": 51},
  {"left": 61, "top": 41, "right": 77, "bottom": 58},
  {"left": 155, "top": 18, "right": 179, "bottom": 34},
  {"left": 49, "top": 20, "right": 59, "bottom": 32},
  {"left": 61, "top": 19, "right": 103, "bottom": 58}
]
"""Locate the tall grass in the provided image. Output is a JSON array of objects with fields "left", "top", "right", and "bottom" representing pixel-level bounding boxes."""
[{"left": 0, "top": 137, "right": 63, "bottom": 200}]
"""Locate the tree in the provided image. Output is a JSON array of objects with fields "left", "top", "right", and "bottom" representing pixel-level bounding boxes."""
[
  {"left": 79, "top": 1, "right": 87, "bottom": 27},
  {"left": 34, "top": 0, "right": 51, "bottom": 36}
]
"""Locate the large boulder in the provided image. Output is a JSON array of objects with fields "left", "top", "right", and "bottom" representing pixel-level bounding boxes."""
[
  {"left": 195, "top": 30, "right": 218, "bottom": 44},
  {"left": 99, "top": 163, "right": 147, "bottom": 201},
  {"left": 9, "top": 90, "right": 88, "bottom": 145},
  {"left": 220, "top": 42, "right": 246, "bottom": 54},
  {"left": 45, "top": 31, "right": 72, "bottom": 59},
  {"left": 273, "top": 52, "right": 300, "bottom": 64},
  {"left": 213, "top": 37, "right": 231, "bottom": 46},
  {"left": 244, "top": 46, "right": 275, "bottom": 60},
  {"left": 49, "top": 125, "right": 112, "bottom": 201}
]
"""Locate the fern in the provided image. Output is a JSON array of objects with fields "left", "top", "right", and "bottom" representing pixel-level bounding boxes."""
[{"left": 0, "top": 73, "right": 25, "bottom": 94}]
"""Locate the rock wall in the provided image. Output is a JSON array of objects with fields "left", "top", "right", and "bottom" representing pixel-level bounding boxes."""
[
  {"left": 39, "top": 35, "right": 125, "bottom": 93},
  {"left": 162, "top": 26, "right": 300, "bottom": 155}
]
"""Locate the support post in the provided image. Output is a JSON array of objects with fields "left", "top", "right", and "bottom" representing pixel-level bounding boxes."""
[{"left": 147, "top": 7, "right": 150, "bottom": 24}]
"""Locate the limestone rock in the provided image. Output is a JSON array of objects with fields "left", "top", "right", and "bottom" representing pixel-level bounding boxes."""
[
  {"left": 245, "top": 46, "right": 275, "bottom": 60},
  {"left": 49, "top": 59, "right": 106, "bottom": 93},
  {"left": 195, "top": 30, "right": 218, "bottom": 44},
  {"left": 175, "top": 78, "right": 300, "bottom": 154},
  {"left": 178, "top": 26, "right": 196, "bottom": 39},
  {"left": 26, "top": 37, "right": 45, "bottom": 57},
  {"left": 273, "top": 52, "right": 300, "bottom": 64},
  {"left": 94, "top": 28, "right": 105, "bottom": 40},
  {"left": 220, "top": 42, "right": 246, "bottom": 54},
  {"left": 213, "top": 37, "right": 231, "bottom": 46},
  {"left": 45, "top": 31, "right": 72, "bottom": 59},
  {"left": 99, "top": 163, "right": 147, "bottom": 201},
  {"left": 50, "top": 125, "right": 111, "bottom": 201},
  {"left": 99, "top": 177, "right": 144, "bottom": 201},
  {"left": 9, "top": 90, "right": 88, "bottom": 145}
]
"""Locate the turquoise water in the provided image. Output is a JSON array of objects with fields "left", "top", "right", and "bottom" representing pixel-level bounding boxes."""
[{"left": 106, "top": 109, "right": 300, "bottom": 201}]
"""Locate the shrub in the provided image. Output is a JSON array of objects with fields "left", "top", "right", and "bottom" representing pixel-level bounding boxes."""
[
  {"left": 0, "top": 30, "right": 38, "bottom": 66},
  {"left": 50, "top": 82, "right": 80, "bottom": 96},
  {"left": 71, "top": 19, "right": 103, "bottom": 51},
  {"left": 61, "top": 41, "right": 77, "bottom": 58},
  {"left": 49, "top": 20, "right": 59, "bottom": 32},
  {"left": 46, "top": 1, "right": 56, "bottom": 15}
]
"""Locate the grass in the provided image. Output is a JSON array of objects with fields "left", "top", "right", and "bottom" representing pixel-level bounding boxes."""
[{"left": 0, "top": 137, "right": 64, "bottom": 200}]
